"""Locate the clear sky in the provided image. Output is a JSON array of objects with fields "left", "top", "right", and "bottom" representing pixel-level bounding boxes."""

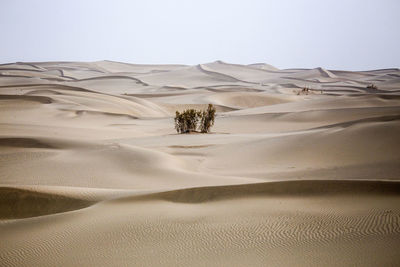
[{"left": 1, "top": 0, "right": 399, "bottom": 70}]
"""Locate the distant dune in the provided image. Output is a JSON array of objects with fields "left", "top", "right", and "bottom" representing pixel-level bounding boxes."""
[{"left": 1, "top": 60, "right": 400, "bottom": 266}]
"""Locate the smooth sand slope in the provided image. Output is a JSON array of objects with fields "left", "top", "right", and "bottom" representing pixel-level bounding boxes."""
[{"left": 1, "top": 60, "right": 400, "bottom": 266}]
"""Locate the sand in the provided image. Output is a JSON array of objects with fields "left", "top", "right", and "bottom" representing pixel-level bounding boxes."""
[{"left": 0, "top": 60, "right": 400, "bottom": 266}]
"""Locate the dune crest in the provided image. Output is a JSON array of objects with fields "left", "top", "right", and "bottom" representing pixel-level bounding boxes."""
[{"left": 0, "top": 187, "right": 94, "bottom": 219}]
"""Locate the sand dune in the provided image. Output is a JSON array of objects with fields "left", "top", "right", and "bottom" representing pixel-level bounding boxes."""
[
  {"left": 0, "top": 62, "right": 44, "bottom": 71},
  {"left": 247, "top": 62, "right": 280, "bottom": 71},
  {"left": 1, "top": 60, "right": 400, "bottom": 266},
  {"left": 0, "top": 181, "right": 399, "bottom": 266},
  {"left": 204, "top": 91, "right": 295, "bottom": 109},
  {"left": 123, "top": 179, "right": 400, "bottom": 203},
  {"left": 0, "top": 94, "right": 53, "bottom": 104},
  {"left": 0, "top": 187, "right": 94, "bottom": 219},
  {"left": 202, "top": 119, "right": 400, "bottom": 180},
  {"left": 94, "top": 60, "right": 187, "bottom": 73}
]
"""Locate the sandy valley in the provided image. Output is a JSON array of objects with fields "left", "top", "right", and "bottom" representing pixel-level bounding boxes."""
[{"left": 0, "top": 60, "right": 400, "bottom": 266}]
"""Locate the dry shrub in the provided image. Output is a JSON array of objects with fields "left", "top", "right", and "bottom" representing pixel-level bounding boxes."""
[
  {"left": 174, "top": 104, "right": 216, "bottom": 134},
  {"left": 366, "top": 84, "right": 378, "bottom": 90}
]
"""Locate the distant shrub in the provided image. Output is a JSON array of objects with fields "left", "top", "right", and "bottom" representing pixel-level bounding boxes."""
[
  {"left": 295, "top": 86, "right": 310, "bottom": 95},
  {"left": 366, "top": 84, "right": 378, "bottom": 90},
  {"left": 174, "top": 104, "right": 216, "bottom": 134},
  {"left": 174, "top": 109, "right": 200, "bottom": 133},
  {"left": 294, "top": 86, "right": 323, "bottom": 95},
  {"left": 199, "top": 104, "right": 216, "bottom": 133}
]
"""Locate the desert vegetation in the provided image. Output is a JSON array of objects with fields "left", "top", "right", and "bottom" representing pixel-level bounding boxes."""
[
  {"left": 294, "top": 86, "right": 324, "bottom": 95},
  {"left": 174, "top": 104, "right": 216, "bottom": 134},
  {"left": 366, "top": 84, "right": 378, "bottom": 90},
  {"left": 294, "top": 86, "right": 311, "bottom": 95}
]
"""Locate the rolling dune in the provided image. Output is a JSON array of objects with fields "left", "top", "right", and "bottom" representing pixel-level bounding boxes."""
[
  {"left": 0, "top": 187, "right": 94, "bottom": 219},
  {"left": 1, "top": 60, "right": 400, "bottom": 266},
  {"left": 1, "top": 181, "right": 399, "bottom": 266}
]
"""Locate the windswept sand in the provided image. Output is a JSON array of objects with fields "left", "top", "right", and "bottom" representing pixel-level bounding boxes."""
[{"left": 1, "top": 60, "right": 400, "bottom": 266}]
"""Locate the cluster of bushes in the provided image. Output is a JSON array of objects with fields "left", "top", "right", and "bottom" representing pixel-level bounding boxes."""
[
  {"left": 298, "top": 87, "right": 310, "bottom": 95},
  {"left": 295, "top": 86, "right": 312, "bottom": 95},
  {"left": 174, "top": 104, "right": 216, "bottom": 134},
  {"left": 366, "top": 84, "right": 378, "bottom": 90},
  {"left": 295, "top": 86, "right": 324, "bottom": 95}
]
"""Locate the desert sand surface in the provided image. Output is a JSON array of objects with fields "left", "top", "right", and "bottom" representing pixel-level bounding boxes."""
[{"left": 1, "top": 60, "right": 400, "bottom": 266}]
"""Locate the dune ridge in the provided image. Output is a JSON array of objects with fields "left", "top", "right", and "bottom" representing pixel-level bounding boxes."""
[
  {"left": 3, "top": 179, "right": 398, "bottom": 220},
  {"left": 117, "top": 179, "right": 400, "bottom": 204},
  {"left": 0, "top": 187, "right": 94, "bottom": 219}
]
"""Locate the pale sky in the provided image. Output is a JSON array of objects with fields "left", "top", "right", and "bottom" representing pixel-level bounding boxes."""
[{"left": 1, "top": 0, "right": 399, "bottom": 70}]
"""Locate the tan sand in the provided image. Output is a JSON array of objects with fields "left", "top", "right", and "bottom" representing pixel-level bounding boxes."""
[{"left": 0, "top": 61, "right": 400, "bottom": 266}]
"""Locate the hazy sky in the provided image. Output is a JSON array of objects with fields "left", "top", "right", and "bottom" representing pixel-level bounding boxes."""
[{"left": 1, "top": 0, "right": 399, "bottom": 70}]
